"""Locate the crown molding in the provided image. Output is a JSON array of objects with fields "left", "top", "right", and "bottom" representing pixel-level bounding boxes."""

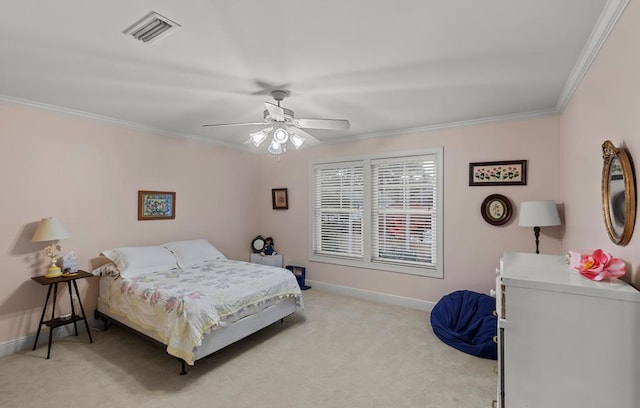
[
  {"left": 0, "top": 94, "right": 232, "bottom": 147},
  {"left": 556, "top": 0, "right": 630, "bottom": 112},
  {"left": 327, "top": 108, "right": 559, "bottom": 144}
]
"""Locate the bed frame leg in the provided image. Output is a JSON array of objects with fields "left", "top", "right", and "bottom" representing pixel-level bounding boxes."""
[
  {"left": 179, "top": 359, "right": 187, "bottom": 375},
  {"left": 94, "top": 310, "right": 110, "bottom": 330},
  {"left": 280, "top": 318, "right": 284, "bottom": 324}
]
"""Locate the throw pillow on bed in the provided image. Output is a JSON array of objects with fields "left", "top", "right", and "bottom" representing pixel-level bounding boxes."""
[
  {"left": 101, "top": 246, "right": 178, "bottom": 278},
  {"left": 162, "top": 239, "right": 226, "bottom": 268}
]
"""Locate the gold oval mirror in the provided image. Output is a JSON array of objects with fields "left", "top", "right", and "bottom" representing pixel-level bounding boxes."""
[{"left": 601, "top": 140, "right": 636, "bottom": 246}]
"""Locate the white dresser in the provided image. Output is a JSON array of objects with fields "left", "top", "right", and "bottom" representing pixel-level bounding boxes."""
[
  {"left": 496, "top": 252, "right": 640, "bottom": 408},
  {"left": 250, "top": 253, "right": 283, "bottom": 267}
]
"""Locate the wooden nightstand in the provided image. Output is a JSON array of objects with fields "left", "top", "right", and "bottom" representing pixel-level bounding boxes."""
[{"left": 31, "top": 270, "right": 94, "bottom": 359}]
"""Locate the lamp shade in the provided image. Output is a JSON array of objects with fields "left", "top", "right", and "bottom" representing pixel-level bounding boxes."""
[
  {"left": 32, "top": 217, "right": 71, "bottom": 242},
  {"left": 267, "top": 139, "right": 283, "bottom": 154},
  {"left": 518, "top": 201, "right": 561, "bottom": 227},
  {"left": 290, "top": 134, "right": 305, "bottom": 149},
  {"left": 273, "top": 127, "right": 289, "bottom": 144},
  {"left": 249, "top": 130, "right": 267, "bottom": 147}
]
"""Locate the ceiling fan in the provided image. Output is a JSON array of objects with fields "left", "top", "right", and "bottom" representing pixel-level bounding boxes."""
[{"left": 202, "top": 90, "right": 350, "bottom": 154}]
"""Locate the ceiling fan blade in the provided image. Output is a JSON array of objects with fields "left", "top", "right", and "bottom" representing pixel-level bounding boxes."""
[
  {"left": 264, "top": 102, "right": 285, "bottom": 121},
  {"left": 287, "top": 126, "right": 321, "bottom": 146},
  {"left": 295, "top": 118, "right": 350, "bottom": 130},
  {"left": 250, "top": 80, "right": 290, "bottom": 95},
  {"left": 202, "top": 121, "right": 266, "bottom": 128}
]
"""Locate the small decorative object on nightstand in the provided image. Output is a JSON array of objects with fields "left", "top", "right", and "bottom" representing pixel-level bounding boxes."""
[
  {"left": 286, "top": 265, "right": 311, "bottom": 290},
  {"left": 31, "top": 270, "right": 94, "bottom": 359},
  {"left": 62, "top": 251, "right": 78, "bottom": 273},
  {"left": 251, "top": 235, "right": 265, "bottom": 253},
  {"left": 262, "top": 237, "right": 276, "bottom": 255}
]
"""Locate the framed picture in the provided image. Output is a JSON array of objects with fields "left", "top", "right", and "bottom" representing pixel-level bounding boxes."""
[
  {"left": 480, "top": 194, "right": 513, "bottom": 226},
  {"left": 138, "top": 190, "right": 176, "bottom": 220},
  {"left": 469, "top": 160, "right": 527, "bottom": 186},
  {"left": 272, "top": 188, "right": 288, "bottom": 210}
]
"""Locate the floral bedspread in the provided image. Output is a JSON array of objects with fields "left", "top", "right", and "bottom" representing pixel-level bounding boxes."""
[{"left": 107, "top": 259, "right": 304, "bottom": 364}]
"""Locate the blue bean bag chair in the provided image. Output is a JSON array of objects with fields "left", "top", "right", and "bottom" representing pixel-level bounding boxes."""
[{"left": 430, "top": 290, "right": 497, "bottom": 360}]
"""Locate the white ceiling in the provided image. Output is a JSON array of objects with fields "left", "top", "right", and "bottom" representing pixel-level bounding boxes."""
[{"left": 0, "top": 0, "right": 627, "bottom": 151}]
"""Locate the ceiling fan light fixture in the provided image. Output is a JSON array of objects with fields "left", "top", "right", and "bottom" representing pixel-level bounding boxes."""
[
  {"left": 290, "top": 134, "right": 305, "bottom": 149},
  {"left": 249, "top": 130, "right": 267, "bottom": 147},
  {"left": 273, "top": 127, "right": 289, "bottom": 144},
  {"left": 202, "top": 89, "right": 348, "bottom": 155},
  {"left": 267, "top": 139, "right": 283, "bottom": 155}
]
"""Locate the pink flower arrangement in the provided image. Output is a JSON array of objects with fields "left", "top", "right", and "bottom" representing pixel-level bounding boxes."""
[{"left": 575, "top": 249, "right": 626, "bottom": 281}]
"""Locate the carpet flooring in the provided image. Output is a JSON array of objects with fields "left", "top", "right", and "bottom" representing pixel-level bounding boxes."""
[{"left": 0, "top": 289, "right": 496, "bottom": 407}]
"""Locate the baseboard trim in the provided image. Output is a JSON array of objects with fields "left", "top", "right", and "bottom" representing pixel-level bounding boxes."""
[
  {"left": 305, "top": 280, "right": 435, "bottom": 312},
  {"left": 0, "top": 318, "right": 101, "bottom": 358}
]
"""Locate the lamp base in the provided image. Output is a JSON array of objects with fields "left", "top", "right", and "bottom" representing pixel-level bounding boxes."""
[{"left": 44, "top": 266, "right": 62, "bottom": 279}]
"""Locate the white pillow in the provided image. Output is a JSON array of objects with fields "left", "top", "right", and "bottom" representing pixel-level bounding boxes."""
[
  {"left": 101, "top": 246, "right": 178, "bottom": 278},
  {"left": 162, "top": 239, "right": 226, "bottom": 268}
]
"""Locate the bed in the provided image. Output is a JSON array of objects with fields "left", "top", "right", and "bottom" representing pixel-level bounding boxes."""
[{"left": 93, "top": 239, "right": 304, "bottom": 374}]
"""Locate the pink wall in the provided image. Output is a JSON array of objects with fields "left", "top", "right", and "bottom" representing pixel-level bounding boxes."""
[
  {"left": 6, "top": 1, "right": 638, "bottom": 346},
  {"left": 561, "top": 0, "right": 640, "bottom": 288},
  {"left": 0, "top": 104, "right": 259, "bottom": 343},
  {"left": 256, "top": 117, "right": 563, "bottom": 302}
]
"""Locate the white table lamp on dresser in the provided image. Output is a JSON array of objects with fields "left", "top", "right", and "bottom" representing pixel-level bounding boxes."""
[{"left": 518, "top": 200, "right": 561, "bottom": 254}]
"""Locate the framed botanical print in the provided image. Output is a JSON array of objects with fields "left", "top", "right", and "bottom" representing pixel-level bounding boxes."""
[
  {"left": 138, "top": 190, "right": 176, "bottom": 220},
  {"left": 469, "top": 160, "right": 527, "bottom": 186}
]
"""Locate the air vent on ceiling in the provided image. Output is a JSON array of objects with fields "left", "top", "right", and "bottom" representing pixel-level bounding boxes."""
[{"left": 123, "top": 11, "right": 181, "bottom": 44}]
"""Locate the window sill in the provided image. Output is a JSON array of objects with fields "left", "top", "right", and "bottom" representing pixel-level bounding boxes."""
[{"left": 309, "top": 254, "right": 443, "bottom": 279}]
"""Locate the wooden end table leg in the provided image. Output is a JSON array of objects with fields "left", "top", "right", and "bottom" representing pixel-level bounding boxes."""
[
  {"left": 67, "top": 281, "right": 78, "bottom": 336},
  {"left": 72, "top": 280, "right": 93, "bottom": 343},
  {"left": 32, "top": 284, "right": 53, "bottom": 351},
  {"left": 46, "top": 283, "right": 59, "bottom": 359}
]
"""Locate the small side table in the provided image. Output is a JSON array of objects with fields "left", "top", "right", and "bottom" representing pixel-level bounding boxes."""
[{"left": 31, "top": 270, "right": 94, "bottom": 359}]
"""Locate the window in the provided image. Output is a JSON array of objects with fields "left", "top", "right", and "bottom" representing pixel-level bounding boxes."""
[{"left": 310, "top": 148, "right": 443, "bottom": 278}]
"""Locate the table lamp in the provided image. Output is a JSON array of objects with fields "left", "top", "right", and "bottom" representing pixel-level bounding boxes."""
[
  {"left": 518, "top": 201, "right": 561, "bottom": 254},
  {"left": 32, "top": 217, "right": 71, "bottom": 278}
]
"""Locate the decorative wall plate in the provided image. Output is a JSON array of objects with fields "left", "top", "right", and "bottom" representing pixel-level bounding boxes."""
[{"left": 481, "top": 194, "right": 512, "bottom": 226}]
